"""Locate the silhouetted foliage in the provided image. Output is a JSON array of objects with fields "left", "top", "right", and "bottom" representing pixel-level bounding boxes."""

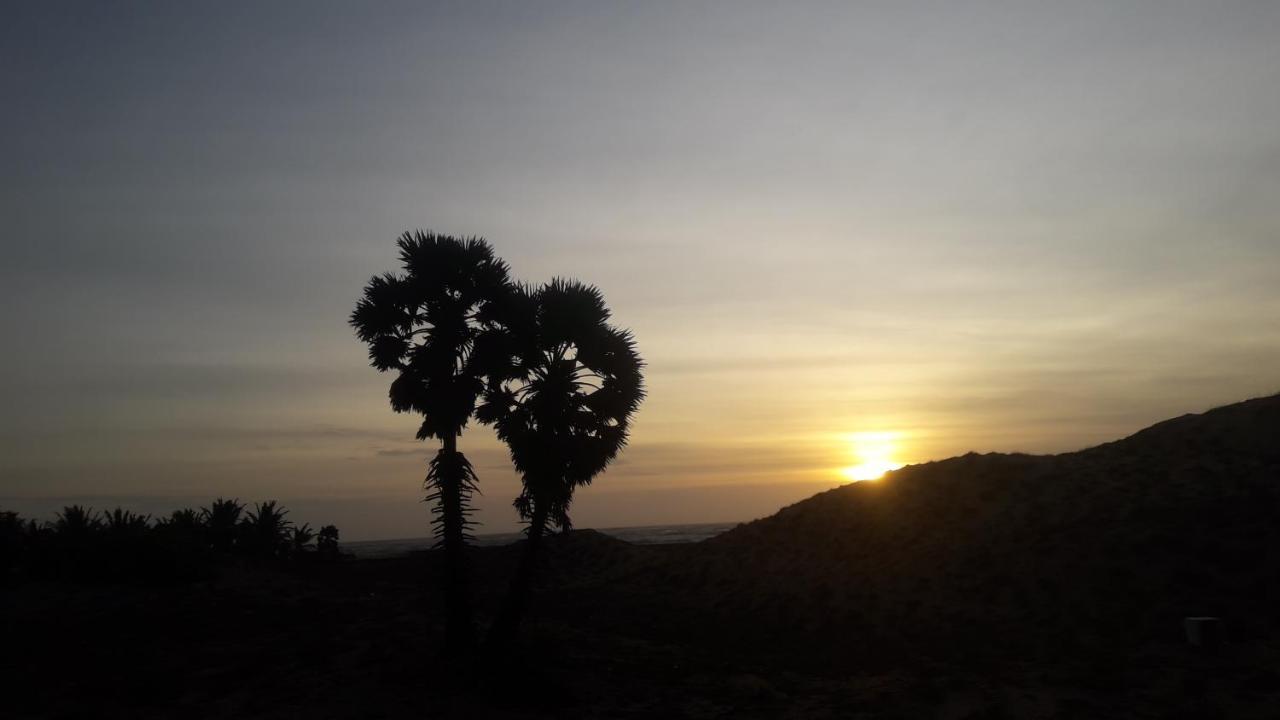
[
  {"left": 316, "top": 524, "right": 340, "bottom": 560},
  {"left": 100, "top": 508, "right": 155, "bottom": 578},
  {"left": 477, "top": 278, "right": 645, "bottom": 646},
  {"left": 151, "top": 507, "right": 213, "bottom": 580},
  {"left": 350, "top": 230, "right": 514, "bottom": 652},
  {"left": 161, "top": 507, "right": 202, "bottom": 531},
  {"left": 290, "top": 523, "right": 316, "bottom": 556},
  {"left": 240, "top": 500, "right": 292, "bottom": 560},
  {"left": 0, "top": 500, "right": 342, "bottom": 585},
  {"left": 1, "top": 510, "right": 24, "bottom": 585},
  {"left": 104, "top": 508, "right": 151, "bottom": 535},
  {"left": 202, "top": 497, "right": 245, "bottom": 554},
  {"left": 55, "top": 505, "right": 101, "bottom": 536}
]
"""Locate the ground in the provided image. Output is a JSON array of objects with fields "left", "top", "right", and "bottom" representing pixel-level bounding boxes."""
[{"left": 6, "top": 535, "right": 1279, "bottom": 719}]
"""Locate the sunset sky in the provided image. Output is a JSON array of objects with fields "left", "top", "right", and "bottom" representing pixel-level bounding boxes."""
[{"left": 4, "top": 2, "right": 1279, "bottom": 539}]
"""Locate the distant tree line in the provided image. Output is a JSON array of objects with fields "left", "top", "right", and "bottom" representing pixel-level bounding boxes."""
[{"left": 0, "top": 499, "right": 341, "bottom": 586}]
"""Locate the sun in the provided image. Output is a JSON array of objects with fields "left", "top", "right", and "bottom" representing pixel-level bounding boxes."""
[
  {"left": 839, "top": 431, "right": 905, "bottom": 482},
  {"left": 841, "top": 459, "right": 902, "bottom": 481}
]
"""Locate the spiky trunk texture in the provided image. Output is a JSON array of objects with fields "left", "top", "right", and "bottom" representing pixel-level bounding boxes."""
[
  {"left": 438, "top": 433, "right": 476, "bottom": 653},
  {"left": 488, "top": 500, "right": 549, "bottom": 649}
]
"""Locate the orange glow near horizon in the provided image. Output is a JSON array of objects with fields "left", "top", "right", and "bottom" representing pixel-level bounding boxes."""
[{"left": 839, "top": 431, "right": 906, "bottom": 481}]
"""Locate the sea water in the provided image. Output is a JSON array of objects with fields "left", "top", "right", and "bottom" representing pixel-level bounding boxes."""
[{"left": 345, "top": 521, "right": 738, "bottom": 559}]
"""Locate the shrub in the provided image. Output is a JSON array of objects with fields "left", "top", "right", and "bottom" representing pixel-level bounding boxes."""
[{"left": 317, "top": 525, "right": 341, "bottom": 561}]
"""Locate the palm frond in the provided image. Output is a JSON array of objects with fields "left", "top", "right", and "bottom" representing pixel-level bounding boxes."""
[
  {"left": 350, "top": 272, "right": 412, "bottom": 343},
  {"left": 55, "top": 505, "right": 101, "bottom": 534},
  {"left": 104, "top": 508, "right": 151, "bottom": 534},
  {"left": 537, "top": 279, "right": 610, "bottom": 344}
]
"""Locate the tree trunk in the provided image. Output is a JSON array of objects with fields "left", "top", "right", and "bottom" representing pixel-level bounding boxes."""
[
  {"left": 488, "top": 501, "right": 548, "bottom": 650},
  {"left": 438, "top": 433, "right": 476, "bottom": 653}
]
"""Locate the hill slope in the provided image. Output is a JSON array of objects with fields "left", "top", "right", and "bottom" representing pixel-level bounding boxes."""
[{"left": 636, "top": 394, "right": 1280, "bottom": 660}]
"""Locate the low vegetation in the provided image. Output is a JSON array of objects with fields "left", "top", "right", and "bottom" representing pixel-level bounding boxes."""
[{"left": 0, "top": 499, "right": 342, "bottom": 586}]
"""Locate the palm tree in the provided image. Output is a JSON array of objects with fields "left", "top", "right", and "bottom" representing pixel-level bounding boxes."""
[
  {"left": 477, "top": 279, "right": 644, "bottom": 646},
  {"left": 162, "top": 508, "right": 202, "bottom": 532},
  {"left": 52, "top": 505, "right": 102, "bottom": 578},
  {"left": 152, "top": 507, "right": 207, "bottom": 578},
  {"left": 103, "top": 508, "right": 151, "bottom": 536},
  {"left": 240, "top": 500, "right": 292, "bottom": 559},
  {"left": 54, "top": 505, "right": 101, "bottom": 539},
  {"left": 101, "top": 508, "right": 152, "bottom": 579},
  {"left": 289, "top": 523, "right": 316, "bottom": 556},
  {"left": 201, "top": 498, "right": 244, "bottom": 554},
  {"left": 350, "top": 230, "right": 513, "bottom": 651}
]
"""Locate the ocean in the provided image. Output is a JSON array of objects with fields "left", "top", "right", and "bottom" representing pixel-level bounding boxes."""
[{"left": 345, "top": 521, "right": 739, "bottom": 559}]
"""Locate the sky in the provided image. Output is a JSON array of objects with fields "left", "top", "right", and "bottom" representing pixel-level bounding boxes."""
[{"left": 3, "top": 1, "right": 1279, "bottom": 540}]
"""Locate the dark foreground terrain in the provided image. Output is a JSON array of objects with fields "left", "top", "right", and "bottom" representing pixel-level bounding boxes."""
[
  {"left": 7, "top": 394, "right": 1280, "bottom": 718},
  {"left": 8, "top": 538, "right": 1280, "bottom": 720},
  {"left": 6, "top": 536, "right": 1280, "bottom": 719}
]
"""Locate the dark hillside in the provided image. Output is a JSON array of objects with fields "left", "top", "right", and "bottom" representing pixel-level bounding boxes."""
[{"left": 637, "top": 394, "right": 1280, "bottom": 662}]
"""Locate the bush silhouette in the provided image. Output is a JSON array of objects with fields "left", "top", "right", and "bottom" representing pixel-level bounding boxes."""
[{"left": 316, "top": 525, "right": 340, "bottom": 561}]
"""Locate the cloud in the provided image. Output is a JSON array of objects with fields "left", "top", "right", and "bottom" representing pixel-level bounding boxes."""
[{"left": 374, "top": 447, "right": 424, "bottom": 457}]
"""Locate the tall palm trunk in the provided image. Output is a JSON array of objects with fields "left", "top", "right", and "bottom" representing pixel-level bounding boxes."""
[
  {"left": 488, "top": 500, "right": 548, "bottom": 649},
  {"left": 438, "top": 433, "right": 476, "bottom": 652}
]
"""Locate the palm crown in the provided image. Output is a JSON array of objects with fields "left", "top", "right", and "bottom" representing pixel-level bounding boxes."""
[
  {"left": 477, "top": 279, "right": 644, "bottom": 530},
  {"left": 350, "top": 231, "right": 512, "bottom": 441}
]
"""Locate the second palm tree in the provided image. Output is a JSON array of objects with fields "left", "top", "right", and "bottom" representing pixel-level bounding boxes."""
[{"left": 477, "top": 279, "right": 645, "bottom": 647}]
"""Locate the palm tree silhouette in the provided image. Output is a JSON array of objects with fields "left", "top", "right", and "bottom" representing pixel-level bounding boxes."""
[
  {"left": 289, "top": 523, "right": 315, "bottom": 556},
  {"left": 350, "top": 230, "right": 513, "bottom": 651},
  {"left": 201, "top": 498, "right": 244, "bottom": 554},
  {"left": 240, "top": 500, "right": 292, "bottom": 559},
  {"left": 161, "top": 508, "right": 202, "bottom": 532},
  {"left": 103, "top": 508, "right": 151, "bottom": 535},
  {"left": 55, "top": 505, "right": 101, "bottom": 536},
  {"left": 477, "top": 279, "right": 644, "bottom": 646}
]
